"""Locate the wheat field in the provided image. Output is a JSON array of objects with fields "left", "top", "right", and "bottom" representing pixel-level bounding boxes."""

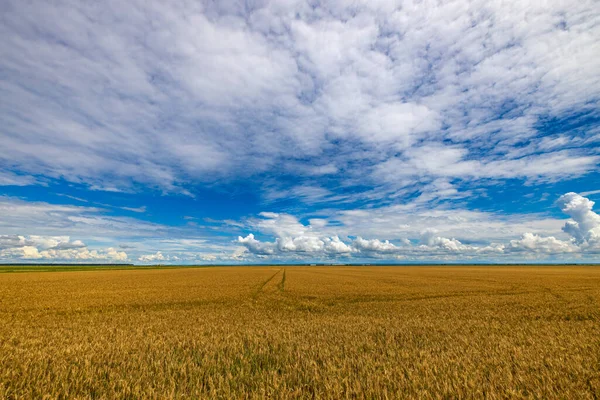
[{"left": 0, "top": 266, "right": 599, "bottom": 399}]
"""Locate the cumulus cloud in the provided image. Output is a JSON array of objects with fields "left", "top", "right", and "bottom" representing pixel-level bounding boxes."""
[
  {"left": 508, "top": 233, "right": 577, "bottom": 254},
  {"left": 353, "top": 237, "right": 401, "bottom": 253},
  {"left": 420, "top": 230, "right": 469, "bottom": 252},
  {"left": 557, "top": 192, "right": 600, "bottom": 245},
  {"left": 0, "top": 196, "right": 242, "bottom": 263},
  {"left": 4, "top": 192, "right": 598, "bottom": 263},
  {"left": 0, "top": 235, "right": 32, "bottom": 249},
  {"left": 237, "top": 213, "right": 477, "bottom": 259},
  {"left": 237, "top": 234, "right": 276, "bottom": 256},
  {"left": 136, "top": 249, "right": 239, "bottom": 264},
  {"left": 237, "top": 233, "right": 354, "bottom": 256},
  {"left": 323, "top": 236, "right": 354, "bottom": 254},
  {"left": 36, "top": 247, "right": 127, "bottom": 261},
  {"left": 0, "top": 235, "right": 127, "bottom": 261},
  {"left": 138, "top": 252, "right": 168, "bottom": 262},
  {"left": 236, "top": 193, "right": 600, "bottom": 260},
  {"left": 237, "top": 229, "right": 506, "bottom": 260}
]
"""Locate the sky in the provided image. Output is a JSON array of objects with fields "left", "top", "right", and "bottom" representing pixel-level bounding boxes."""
[{"left": 1, "top": 0, "right": 599, "bottom": 264}]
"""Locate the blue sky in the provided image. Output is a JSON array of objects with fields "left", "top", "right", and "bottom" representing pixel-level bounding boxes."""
[{"left": 1, "top": 0, "right": 599, "bottom": 264}]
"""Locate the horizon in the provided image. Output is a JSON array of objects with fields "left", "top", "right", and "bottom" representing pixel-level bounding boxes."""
[
  {"left": 1, "top": 0, "right": 599, "bottom": 264},
  {"left": 3, "top": 262, "right": 600, "bottom": 267}
]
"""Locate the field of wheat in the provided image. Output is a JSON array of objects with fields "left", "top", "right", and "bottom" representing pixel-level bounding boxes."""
[{"left": 0, "top": 266, "right": 599, "bottom": 399}]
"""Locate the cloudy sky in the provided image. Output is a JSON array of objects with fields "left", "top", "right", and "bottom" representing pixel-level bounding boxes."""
[{"left": 1, "top": 0, "right": 599, "bottom": 264}]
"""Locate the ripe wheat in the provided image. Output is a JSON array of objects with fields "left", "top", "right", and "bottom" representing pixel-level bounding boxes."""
[{"left": 0, "top": 266, "right": 599, "bottom": 398}]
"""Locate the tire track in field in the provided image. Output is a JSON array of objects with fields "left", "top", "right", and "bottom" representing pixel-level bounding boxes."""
[
  {"left": 252, "top": 269, "right": 282, "bottom": 298},
  {"left": 277, "top": 269, "right": 286, "bottom": 292}
]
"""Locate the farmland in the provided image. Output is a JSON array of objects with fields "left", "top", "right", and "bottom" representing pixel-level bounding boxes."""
[{"left": 1, "top": 266, "right": 599, "bottom": 398}]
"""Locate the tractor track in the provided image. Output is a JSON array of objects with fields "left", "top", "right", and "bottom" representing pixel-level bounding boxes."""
[
  {"left": 252, "top": 268, "right": 283, "bottom": 298},
  {"left": 277, "top": 269, "right": 286, "bottom": 292}
]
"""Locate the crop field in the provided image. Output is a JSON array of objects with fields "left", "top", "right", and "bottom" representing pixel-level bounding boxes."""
[{"left": 0, "top": 266, "right": 599, "bottom": 399}]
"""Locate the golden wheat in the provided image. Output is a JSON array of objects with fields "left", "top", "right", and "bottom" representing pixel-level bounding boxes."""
[{"left": 0, "top": 266, "right": 599, "bottom": 399}]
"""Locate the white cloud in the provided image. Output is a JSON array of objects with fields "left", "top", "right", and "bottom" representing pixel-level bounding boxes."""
[
  {"left": 138, "top": 252, "right": 167, "bottom": 262},
  {"left": 120, "top": 206, "right": 147, "bottom": 213},
  {"left": 508, "top": 233, "right": 577, "bottom": 254},
  {"left": 0, "top": 171, "right": 39, "bottom": 186},
  {"left": 263, "top": 185, "right": 341, "bottom": 204},
  {"left": 37, "top": 247, "right": 128, "bottom": 261},
  {"left": 237, "top": 234, "right": 276, "bottom": 256},
  {"left": 0, "top": 235, "right": 31, "bottom": 249},
  {"left": 297, "top": 163, "right": 339, "bottom": 176},
  {"left": 323, "top": 236, "right": 355, "bottom": 254},
  {"left": 420, "top": 229, "right": 468, "bottom": 252},
  {"left": 0, "top": 196, "right": 164, "bottom": 239},
  {"left": 237, "top": 193, "right": 600, "bottom": 260},
  {"left": 0, "top": 235, "right": 127, "bottom": 261},
  {"left": 237, "top": 228, "right": 506, "bottom": 260},
  {"left": 0, "top": 0, "right": 597, "bottom": 194},
  {"left": 4, "top": 192, "right": 599, "bottom": 263},
  {"left": 332, "top": 204, "right": 564, "bottom": 243},
  {"left": 0, "top": 197, "right": 243, "bottom": 263},
  {"left": 556, "top": 192, "right": 600, "bottom": 248},
  {"left": 0, "top": 246, "right": 43, "bottom": 260},
  {"left": 277, "top": 236, "right": 323, "bottom": 253},
  {"left": 355, "top": 102, "right": 441, "bottom": 147},
  {"left": 374, "top": 146, "right": 598, "bottom": 186},
  {"left": 579, "top": 189, "right": 600, "bottom": 197},
  {"left": 51, "top": 240, "right": 86, "bottom": 250},
  {"left": 353, "top": 237, "right": 401, "bottom": 253}
]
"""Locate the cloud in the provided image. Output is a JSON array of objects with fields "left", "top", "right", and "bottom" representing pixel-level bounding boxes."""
[
  {"left": 49, "top": 240, "right": 86, "bottom": 250},
  {"left": 0, "top": 171, "right": 39, "bottom": 186},
  {"left": 420, "top": 230, "right": 469, "bottom": 252},
  {"left": 237, "top": 230, "right": 354, "bottom": 257},
  {"left": 579, "top": 189, "right": 600, "bottom": 197},
  {"left": 138, "top": 252, "right": 167, "bottom": 262},
  {"left": 0, "top": 196, "right": 164, "bottom": 239},
  {"left": 0, "top": 235, "right": 127, "bottom": 261},
  {"left": 323, "top": 236, "right": 354, "bottom": 254},
  {"left": 0, "top": 246, "right": 43, "bottom": 260},
  {"left": 263, "top": 185, "right": 340, "bottom": 204},
  {"left": 294, "top": 163, "right": 339, "bottom": 176},
  {"left": 374, "top": 146, "right": 598, "bottom": 187},
  {"left": 36, "top": 247, "right": 128, "bottom": 261},
  {"left": 330, "top": 204, "right": 564, "bottom": 243},
  {"left": 0, "top": 0, "right": 597, "bottom": 197},
  {"left": 120, "top": 206, "right": 147, "bottom": 213},
  {"left": 3, "top": 192, "right": 599, "bottom": 263},
  {"left": 353, "top": 237, "right": 401, "bottom": 253},
  {"left": 0, "top": 235, "right": 32, "bottom": 249},
  {"left": 237, "top": 234, "right": 276, "bottom": 256},
  {"left": 556, "top": 192, "right": 600, "bottom": 248},
  {"left": 508, "top": 233, "right": 577, "bottom": 254},
  {"left": 237, "top": 192, "right": 600, "bottom": 260},
  {"left": 237, "top": 229, "right": 504, "bottom": 260},
  {"left": 0, "top": 196, "right": 242, "bottom": 263}
]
